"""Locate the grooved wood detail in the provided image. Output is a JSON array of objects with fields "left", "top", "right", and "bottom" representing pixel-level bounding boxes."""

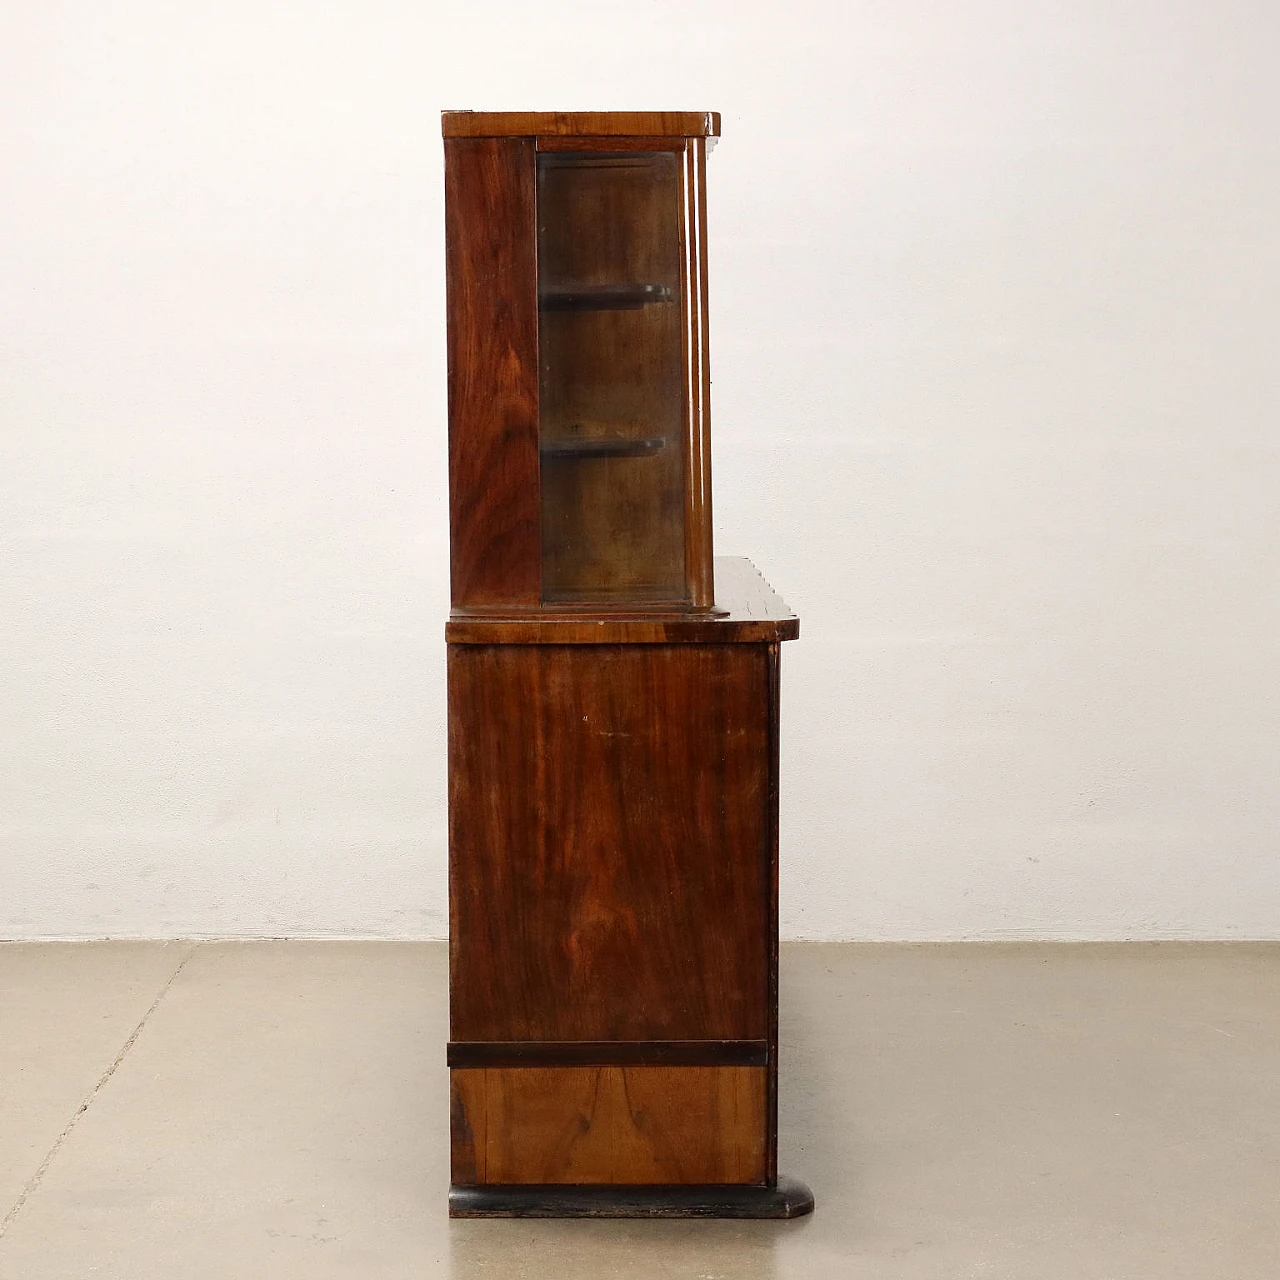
[
  {"left": 446, "top": 557, "right": 797, "bottom": 645},
  {"left": 444, "top": 137, "right": 541, "bottom": 608},
  {"left": 448, "top": 643, "right": 771, "bottom": 1043},
  {"left": 450, "top": 1066, "right": 766, "bottom": 1186}
]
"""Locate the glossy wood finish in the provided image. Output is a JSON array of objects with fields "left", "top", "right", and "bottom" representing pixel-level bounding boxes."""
[
  {"left": 450, "top": 1066, "right": 766, "bottom": 1186},
  {"left": 444, "top": 137, "right": 541, "bottom": 608},
  {"left": 446, "top": 556, "right": 797, "bottom": 644},
  {"left": 444, "top": 116, "right": 715, "bottom": 612},
  {"left": 449, "top": 1176, "right": 815, "bottom": 1220},
  {"left": 765, "top": 641, "right": 783, "bottom": 1183},
  {"left": 448, "top": 641, "right": 771, "bottom": 1043},
  {"left": 442, "top": 113, "right": 808, "bottom": 1215},
  {"left": 443, "top": 110, "right": 720, "bottom": 138},
  {"left": 447, "top": 1040, "right": 768, "bottom": 1068},
  {"left": 681, "top": 136, "right": 714, "bottom": 608}
]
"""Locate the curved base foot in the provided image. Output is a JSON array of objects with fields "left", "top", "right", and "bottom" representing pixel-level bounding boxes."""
[{"left": 449, "top": 1175, "right": 815, "bottom": 1219}]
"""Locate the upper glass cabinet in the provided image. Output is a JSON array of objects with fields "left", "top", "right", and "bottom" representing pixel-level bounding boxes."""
[
  {"left": 442, "top": 113, "right": 718, "bottom": 613},
  {"left": 537, "top": 149, "right": 685, "bottom": 604}
]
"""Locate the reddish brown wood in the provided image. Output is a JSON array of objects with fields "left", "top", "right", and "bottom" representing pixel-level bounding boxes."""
[
  {"left": 442, "top": 110, "right": 720, "bottom": 138},
  {"left": 450, "top": 1066, "right": 766, "bottom": 1185},
  {"left": 441, "top": 112, "right": 811, "bottom": 1217},
  {"left": 444, "top": 137, "right": 541, "bottom": 608},
  {"left": 448, "top": 642, "right": 771, "bottom": 1043},
  {"left": 765, "top": 641, "right": 782, "bottom": 1183},
  {"left": 443, "top": 117, "right": 717, "bottom": 612},
  {"left": 446, "top": 556, "right": 796, "bottom": 644}
]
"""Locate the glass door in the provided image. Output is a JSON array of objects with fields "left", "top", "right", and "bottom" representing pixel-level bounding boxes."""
[{"left": 536, "top": 146, "right": 687, "bottom": 605}]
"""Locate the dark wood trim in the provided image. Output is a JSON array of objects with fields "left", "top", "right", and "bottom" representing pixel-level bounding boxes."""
[
  {"left": 536, "top": 136, "right": 690, "bottom": 153},
  {"left": 446, "top": 615, "right": 797, "bottom": 645},
  {"left": 449, "top": 1176, "right": 815, "bottom": 1219},
  {"left": 765, "top": 641, "right": 782, "bottom": 1183},
  {"left": 443, "top": 111, "right": 721, "bottom": 139},
  {"left": 448, "top": 1040, "right": 768, "bottom": 1068}
]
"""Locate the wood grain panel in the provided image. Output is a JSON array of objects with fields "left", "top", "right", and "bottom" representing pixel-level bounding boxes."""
[
  {"left": 450, "top": 1066, "right": 766, "bottom": 1185},
  {"left": 443, "top": 111, "right": 720, "bottom": 139},
  {"left": 444, "top": 137, "right": 541, "bottom": 608},
  {"left": 448, "top": 643, "right": 771, "bottom": 1042}
]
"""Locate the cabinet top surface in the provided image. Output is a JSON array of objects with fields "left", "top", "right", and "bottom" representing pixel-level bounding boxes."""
[
  {"left": 446, "top": 558, "right": 797, "bottom": 645},
  {"left": 441, "top": 110, "right": 720, "bottom": 139}
]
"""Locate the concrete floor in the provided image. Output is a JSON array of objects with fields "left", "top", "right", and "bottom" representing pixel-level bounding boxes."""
[{"left": 0, "top": 942, "right": 1277, "bottom": 1278}]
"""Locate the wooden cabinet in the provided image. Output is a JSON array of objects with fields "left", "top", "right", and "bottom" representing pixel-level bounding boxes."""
[
  {"left": 442, "top": 111, "right": 812, "bottom": 1219},
  {"left": 443, "top": 110, "right": 712, "bottom": 612}
]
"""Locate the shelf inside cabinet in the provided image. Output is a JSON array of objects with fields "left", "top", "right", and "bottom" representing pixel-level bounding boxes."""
[
  {"left": 540, "top": 435, "right": 667, "bottom": 461},
  {"left": 539, "top": 283, "right": 673, "bottom": 312}
]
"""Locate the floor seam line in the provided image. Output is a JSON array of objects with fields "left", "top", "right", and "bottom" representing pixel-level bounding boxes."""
[{"left": 0, "top": 942, "right": 198, "bottom": 1241}]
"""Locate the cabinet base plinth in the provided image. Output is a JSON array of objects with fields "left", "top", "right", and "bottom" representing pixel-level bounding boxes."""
[{"left": 449, "top": 1176, "right": 814, "bottom": 1219}]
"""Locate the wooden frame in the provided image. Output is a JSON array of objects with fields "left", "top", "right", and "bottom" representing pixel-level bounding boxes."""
[
  {"left": 442, "top": 112, "right": 811, "bottom": 1220},
  {"left": 443, "top": 116, "right": 715, "bottom": 612}
]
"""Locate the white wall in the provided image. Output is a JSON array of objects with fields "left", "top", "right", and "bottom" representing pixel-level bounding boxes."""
[{"left": 3, "top": 1, "right": 1278, "bottom": 939}]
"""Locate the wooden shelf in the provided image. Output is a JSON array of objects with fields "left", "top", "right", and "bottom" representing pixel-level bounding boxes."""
[
  {"left": 539, "top": 283, "right": 672, "bottom": 311},
  {"left": 540, "top": 435, "right": 666, "bottom": 460}
]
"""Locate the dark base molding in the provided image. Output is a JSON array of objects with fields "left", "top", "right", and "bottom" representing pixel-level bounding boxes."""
[{"left": 449, "top": 1176, "right": 814, "bottom": 1220}]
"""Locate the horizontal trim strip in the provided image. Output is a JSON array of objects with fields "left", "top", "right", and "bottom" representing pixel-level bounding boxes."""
[
  {"left": 448, "top": 1040, "right": 768, "bottom": 1069},
  {"left": 449, "top": 1176, "right": 814, "bottom": 1219},
  {"left": 536, "top": 136, "right": 690, "bottom": 153}
]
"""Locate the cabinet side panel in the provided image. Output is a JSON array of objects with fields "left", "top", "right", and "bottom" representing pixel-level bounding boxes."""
[
  {"left": 444, "top": 137, "right": 541, "bottom": 608},
  {"left": 448, "top": 643, "right": 770, "bottom": 1042},
  {"left": 450, "top": 1066, "right": 766, "bottom": 1186}
]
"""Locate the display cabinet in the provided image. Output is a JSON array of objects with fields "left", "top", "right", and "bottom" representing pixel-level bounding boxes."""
[{"left": 442, "top": 110, "right": 812, "bottom": 1219}]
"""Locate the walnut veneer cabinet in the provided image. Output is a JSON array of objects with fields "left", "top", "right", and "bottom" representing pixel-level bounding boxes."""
[{"left": 442, "top": 110, "right": 812, "bottom": 1219}]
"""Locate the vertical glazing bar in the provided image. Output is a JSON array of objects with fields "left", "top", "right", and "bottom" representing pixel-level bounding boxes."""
[{"left": 681, "top": 137, "right": 715, "bottom": 609}]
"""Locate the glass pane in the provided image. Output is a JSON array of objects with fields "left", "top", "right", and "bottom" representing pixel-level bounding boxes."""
[{"left": 537, "top": 150, "right": 686, "bottom": 604}]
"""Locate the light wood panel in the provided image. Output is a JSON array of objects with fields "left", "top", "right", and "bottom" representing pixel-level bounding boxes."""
[{"left": 450, "top": 1066, "right": 766, "bottom": 1185}]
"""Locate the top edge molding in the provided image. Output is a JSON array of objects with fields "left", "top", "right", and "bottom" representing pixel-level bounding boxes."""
[{"left": 442, "top": 111, "right": 721, "bottom": 138}]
